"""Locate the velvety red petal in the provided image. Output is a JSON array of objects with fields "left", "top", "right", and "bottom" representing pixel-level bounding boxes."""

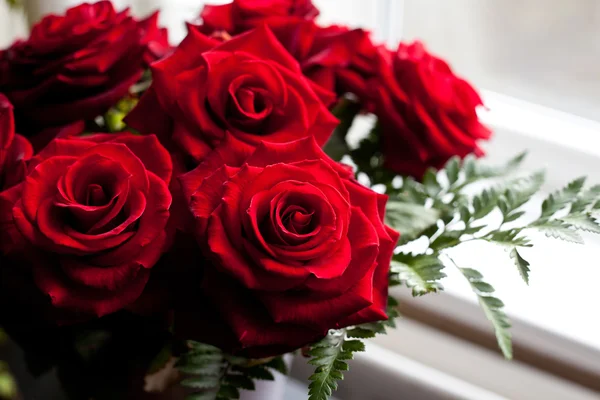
[
  {"left": 21, "top": 156, "right": 77, "bottom": 222},
  {"left": 216, "top": 25, "right": 300, "bottom": 73},
  {"left": 90, "top": 172, "right": 171, "bottom": 267},
  {"left": 33, "top": 259, "right": 150, "bottom": 318}
]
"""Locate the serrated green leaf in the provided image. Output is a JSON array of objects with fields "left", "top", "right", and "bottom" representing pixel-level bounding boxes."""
[
  {"left": 445, "top": 156, "right": 460, "bottom": 185},
  {"left": 503, "top": 210, "right": 525, "bottom": 223},
  {"left": 541, "top": 177, "right": 586, "bottom": 218},
  {"left": 484, "top": 229, "right": 532, "bottom": 247},
  {"left": 179, "top": 363, "right": 224, "bottom": 376},
  {"left": 308, "top": 330, "right": 364, "bottom": 400},
  {"left": 472, "top": 281, "right": 495, "bottom": 293},
  {"left": 346, "top": 327, "right": 376, "bottom": 339},
  {"left": 559, "top": 214, "right": 600, "bottom": 233},
  {"left": 456, "top": 266, "right": 512, "bottom": 359},
  {"left": 188, "top": 342, "right": 222, "bottom": 354},
  {"left": 430, "top": 230, "right": 462, "bottom": 250},
  {"left": 460, "top": 267, "right": 483, "bottom": 280},
  {"left": 570, "top": 185, "right": 600, "bottom": 213},
  {"left": 510, "top": 248, "right": 530, "bottom": 285},
  {"left": 463, "top": 154, "right": 477, "bottom": 178},
  {"left": 472, "top": 188, "right": 501, "bottom": 220},
  {"left": 181, "top": 376, "right": 221, "bottom": 389},
  {"left": 232, "top": 366, "right": 274, "bottom": 381},
  {"left": 386, "top": 201, "right": 440, "bottom": 243},
  {"left": 502, "top": 171, "right": 545, "bottom": 211},
  {"left": 217, "top": 385, "right": 240, "bottom": 399},
  {"left": 179, "top": 353, "right": 224, "bottom": 365},
  {"left": 342, "top": 340, "right": 365, "bottom": 353},
  {"left": 423, "top": 168, "right": 442, "bottom": 197},
  {"left": 264, "top": 357, "right": 288, "bottom": 375},
  {"left": 391, "top": 253, "right": 445, "bottom": 296},
  {"left": 178, "top": 342, "right": 259, "bottom": 400},
  {"left": 534, "top": 220, "right": 584, "bottom": 244}
]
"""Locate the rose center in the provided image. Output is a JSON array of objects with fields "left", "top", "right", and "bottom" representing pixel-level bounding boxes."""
[
  {"left": 85, "top": 183, "right": 108, "bottom": 206},
  {"left": 231, "top": 86, "right": 273, "bottom": 122},
  {"left": 282, "top": 207, "right": 314, "bottom": 235}
]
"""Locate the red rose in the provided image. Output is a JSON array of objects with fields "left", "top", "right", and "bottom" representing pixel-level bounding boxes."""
[
  {"left": 177, "top": 136, "right": 399, "bottom": 357},
  {"left": 371, "top": 41, "right": 491, "bottom": 177},
  {"left": 126, "top": 25, "right": 337, "bottom": 163},
  {"left": 270, "top": 21, "right": 380, "bottom": 106},
  {"left": 138, "top": 11, "right": 173, "bottom": 65},
  {"left": 0, "top": 94, "right": 32, "bottom": 190},
  {"left": 0, "top": 133, "right": 172, "bottom": 319},
  {"left": 0, "top": 1, "right": 167, "bottom": 137},
  {"left": 200, "top": 0, "right": 319, "bottom": 35}
]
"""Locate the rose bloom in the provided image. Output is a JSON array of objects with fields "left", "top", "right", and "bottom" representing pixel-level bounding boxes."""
[
  {"left": 177, "top": 136, "right": 399, "bottom": 357},
  {"left": 270, "top": 21, "right": 379, "bottom": 105},
  {"left": 0, "top": 94, "right": 32, "bottom": 190},
  {"left": 0, "top": 1, "right": 169, "bottom": 137},
  {"left": 372, "top": 41, "right": 491, "bottom": 177},
  {"left": 126, "top": 25, "right": 337, "bottom": 164},
  {"left": 0, "top": 133, "right": 172, "bottom": 320},
  {"left": 200, "top": 0, "right": 319, "bottom": 35}
]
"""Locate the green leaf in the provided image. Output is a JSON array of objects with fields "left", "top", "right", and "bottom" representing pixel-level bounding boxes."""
[
  {"left": 178, "top": 342, "right": 261, "bottom": 400},
  {"left": 457, "top": 266, "right": 512, "bottom": 359},
  {"left": 445, "top": 156, "right": 460, "bottom": 185},
  {"left": 570, "top": 185, "right": 600, "bottom": 213},
  {"left": 308, "top": 330, "right": 365, "bottom": 400},
  {"left": 232, "top": 366, "right": 274, "bottom": 381},
  {"left": 423, "top": 168, "right": 442, "bottom": 197},
  {"left": 385, "top": 201, "right": 440, "bottom": 243},
  {"left": 559, "top": 214, "right": 600, "bottom": 233},
  {"left": 264, "top": 357, "right": 288, "bottom": 375},
  {"left": 510, "top": 248, "right": 530, "bottom": 285},
  {"left": 179, "top": 362, "right": 224, "bottom": 376},
  {"left": 541, "top": 177, "right": 586, "bottom": 218},
  {"left": 502, "top": 171, "right": 546, "bottom": 212},
  {"left": 391, "top": 253, "right": 445, "bottom": 296},
  {"left": 484, "top": 229, "right": 532, "bottom": 248},
  {"left": 181, "top": 376, "right": 221, "bottom": 390},
  {"left": 346, "top": 327, "right": 377, "bottom": 339},
  {"left": 472, "top": 188, "right": 501, "bottom": 220},
  {"left": 533, "top": 220, "right": 584, "bottom": 244},
  {"left": 217, "top": 385, "right": 240, "bottom": 399}
]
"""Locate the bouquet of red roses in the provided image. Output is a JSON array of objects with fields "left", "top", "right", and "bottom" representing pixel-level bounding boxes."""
[{"left": 0, "top": 1, "right": 598, "bottom": 399}]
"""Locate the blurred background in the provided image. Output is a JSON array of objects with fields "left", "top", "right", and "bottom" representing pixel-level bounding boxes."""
[{"left": 1, "top": 1, "right": 600, "bottom": 399}]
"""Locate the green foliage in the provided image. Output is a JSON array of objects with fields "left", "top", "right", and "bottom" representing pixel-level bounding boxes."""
[
  {"left": 307, "top": 295, "right": 400, "bottom": 400},
  {"left": 510, "top": 248, "right": 531, "bottom": 285},
  {"left": 307, "top": 329, "right": 364, "bottom": 400},
  {"left": 386, "top": 201, "right": 440, "bottom": 244},
  {"left": 455, "top": 264, "right": 512, "bottom": 358},
  {"left": 391, "top": 253, "right": 445, "bottom": 296},
  {"left": 540, "top": 177, "right": 585, "bottom": 218},
  {"left": 351, "top": 146, "right": 600, "bottom": 361},
  {"left": 177, "top": 342, "right": 287, "bottom": 400}
]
